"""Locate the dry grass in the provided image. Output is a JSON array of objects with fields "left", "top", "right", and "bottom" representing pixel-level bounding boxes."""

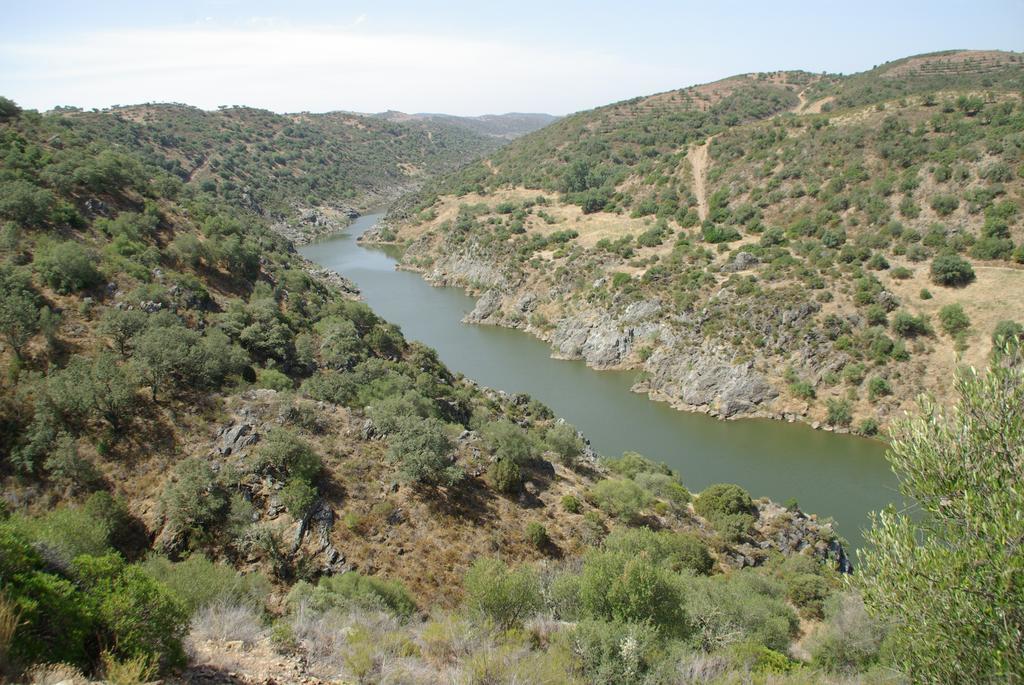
[
  {"left": 188, "top": 603, "right": 267, "bottom": 647},
  {"left": 24, "top": 663, "right": 89, "bottom": 685},
  {"left": 101, "top": 651, "right": 158, "bottom": 685}
]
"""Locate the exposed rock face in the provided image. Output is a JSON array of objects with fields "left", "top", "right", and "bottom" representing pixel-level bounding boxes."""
[
  {"left": 646, "top": 346, "right": 778, "bottom": 418},
  {"left": 721, "top": 251, "right": 759, "bottom": 272},
  {"left": 464, "top": 289, "right": 503, "bottom": 323}
]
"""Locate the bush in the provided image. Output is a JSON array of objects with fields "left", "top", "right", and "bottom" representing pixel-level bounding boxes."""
[
  {"left": 577, "top": 550, "right": 688, "bottom": 636},
  {"left": 570, "top": 619, "right": 662, "bottom": 685},
  {"left": 482, "top": 419, "right": 537, "bottom": 465},
  {"left": 604, "top": 451, "right": 673, "bottom": 480},
  {"left": 81, "top": 559, "right": 188, "bottom": 668},
  {"left": 255, "top": 367, "right": 293, "bottom": 391},
  {"left": 562, "top": 495, "right": 581, "bottom": 513},
  {"left": 545, "top": 421, "right": 584, "bottom": 465},
  {"left": 939, "top": 303, "right": 971, "bottom": 336},
  {"left": 867, "top": 376, "right": 892, "bottom": 401},
  {"left": 633, "top": 472, "right": 691, "bottom": 512},
  {"left": 463, "top": 557, "right": 541, "bottom": 629},
  {"left": 603, "top": 528, "right": 713, "bottom": 575},
  {"left": 253, "top": 427, "right": 321, "bottom": 482},
  {"left": 589, "top": 478, "right": 652, "bottom": 523},
  {"left": 525, "top": 522, "right": 548, "bottom": 548},
  {"left": 694, "top": 483, "right": 754, "bottom": 521},
  {"left": 287, "top": 571, "right": 416, "bottom": 618},
  {"left": 34, "top": 242, "right": 104, "bottom": 293},
  {"left": 824, "top": 398, "right": 852, "bottom": 426},
  {"left": 687, "top": 571, "right": 798, "bottom": 652},
  {"left": 488, "top": 457, "right": 522, "bottom": 493},
  {"left": 786, "top": 573, "right": 831, "bottom": 619},
  {"left": 388, "top": 417, "right": 462, "bottom": 488},
  {"left": 930, "top": 194, "right": 959, "bottom": 216},
  {"left": 891, "top": 310, "right": 930, "bottom": 338},
  {"left": 930, "top": 254, "right": 975, "bottom": 287},
  {"left": 160, "top": 458, "right": 229, "bottom": 538},
  {"left": 141, "top": 555, "right": 270, "bottom": 617},
  {"left": 280, "top": 478, "right": 319, "bottom": 518},
  {"left": 808, "top": 592, "right": 885, "bottom": 674}
]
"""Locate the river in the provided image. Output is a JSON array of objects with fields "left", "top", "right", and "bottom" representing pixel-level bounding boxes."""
[{"left": 300, "top": 213, "right": 900, "bottom": 548}]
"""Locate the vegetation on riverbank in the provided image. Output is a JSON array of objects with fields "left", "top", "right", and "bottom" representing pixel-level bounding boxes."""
[{"left": 380, "top": 50, "right": 1024, "bottom": 432}]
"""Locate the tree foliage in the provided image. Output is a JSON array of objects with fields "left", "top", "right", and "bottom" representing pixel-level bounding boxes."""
[{"left": 858, "top": 356, "right": 1024, "bottom": 683}]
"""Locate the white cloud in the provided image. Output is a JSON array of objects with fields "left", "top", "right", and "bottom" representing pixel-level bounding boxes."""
[{"left": 0, "top": 25, "right": 686, "bottom": 115}]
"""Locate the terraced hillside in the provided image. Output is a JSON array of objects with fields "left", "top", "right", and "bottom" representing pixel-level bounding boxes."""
[
  {"left": 378, "top": 50, "right": 1024, "bottom": 433},
  {"left": 53, "top": 103, "right": 506, "bottom": 243}
]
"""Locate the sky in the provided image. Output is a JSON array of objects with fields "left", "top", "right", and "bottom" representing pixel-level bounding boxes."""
[{"left": 2, "top": 1, "right": 1022, "bottom": 116}]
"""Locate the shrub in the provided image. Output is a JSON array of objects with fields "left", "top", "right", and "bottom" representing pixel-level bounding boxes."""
[
  {"left": 83, "top": 560, "right": 188, "bottom": 668},
  {"left": 786, "top": 573, "right": 831, "bottom": 619},
  {"left": 255, "top": 367, "right": 293, "bottom": 391},
  {"left": 280, "top": 478, "right": 319, "bottom": 518},
  {"left": 891, "top": 310, "right": 930, "bottom": 338},
  {"left": 930, "top": 194, "right": 959, "bottom": 216},
  {"left": 562, "top": 495, "right": 582, "bottom": 513},
  {"left": 589, "top": 478, "right": 652, "bottom": 523},
  {"left": 141, "top": 555, "right": 269, "bottom": 617},
  {"left": 930, "top": 254, "right": 975, "bottom": 287},
  {"left": 867, "top": 376, "right": 892, "bottom": 401},
  {"left": 287, "top": 572, "right": 416, "bottom": 618},
  {"left": 603, "top": 528, "right": 713, "bottom": 575},
  {"left": 34, "top": 242, "right": 104, "bottom": 294},
  {"left": 463, "top": 557, "right": 541, "bottom": 629},
  {"left": 570, "top": 619, "right": 662, "bottom": 685},
  {"left": 545, "top": 421, "right": 584, "bottom": 465},
  {"left": 577, "top": 550, "right": 688, "bottom": 636},
  {"left": 992, "top": 320, "right": 1023, "bottom": 349},
  {"left": 939, "top": 303, "right": 971, "bottom": 336},
  {"left": 826, "top": 398, "right": 853, "bottom": 427},
  {"left": 488, "top": 457, "right": 522, "bottom": 493},
  {"left": 525, "top": 522, "right": 548, "bottom": 548},
  {"left": 387, "top": 416, "right": 462, "bottom": 488},
  {"left": 482, "top": 419, "right": 537, "bottom": 465},
  {"left": 633, "top": 472, "right": 691, "bottom": 512},
  {"left": 808, "top": 592, "right": 885, "bottom": 674},
  {"left": 253, "top": 427, "right": 321, "bottom": 481},
  {"left": 858, "top": 418, "right": 881, "bottom": 437},
  {"left": 160, "top": 458, "right": 229, "bottom": 537},
  {"left": 694, "top": 483, "right": 754, "bottom": 521},
  {"left": 604, "top": 451, "right": 673, "bottom": 480},
  {"left": 687, "top": 571, "right": 798, "bottom": 652}
]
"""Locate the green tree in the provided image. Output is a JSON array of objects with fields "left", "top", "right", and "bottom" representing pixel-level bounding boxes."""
[
  {"left": 938, "top": 303, "right": 971, "bottom": 337},
  {"left": 387, "top": 416, "right": 462, "bottom": 487},
  {"left": 98, "top": 309, "right": 148, "bottom": 357},
  {"left": 0, "top": 281, "right": 39, "bottom": 362},
  {"left": 131, "top": 324, "right": 203, "bottom": 400},
  {"left": 930, "top": 254, "right": 975, "bottom": 287},
  {"left": 34, "top": 241, "right": 103, "bottom": 293},
  {"left": 463, "top": 557, "right": 541, "bottom": 629},
  {"left": 858, "top": 358, "right": 1024, "bottom": 683}
]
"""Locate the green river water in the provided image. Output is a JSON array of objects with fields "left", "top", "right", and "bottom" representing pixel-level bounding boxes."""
[{"left": 300, "top": 214, "right": 900, "bottom": 548}]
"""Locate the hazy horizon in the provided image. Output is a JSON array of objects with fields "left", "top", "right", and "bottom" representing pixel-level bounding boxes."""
[{"left": 2, "top": 0, "right": 1022, "bottom": 117}]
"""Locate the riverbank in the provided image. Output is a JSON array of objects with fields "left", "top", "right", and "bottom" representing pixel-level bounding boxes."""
[{"left": 302, "top": 214, "right": 896, "bottom": 547}]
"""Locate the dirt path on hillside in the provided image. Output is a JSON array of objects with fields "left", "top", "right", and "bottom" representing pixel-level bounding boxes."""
[
  {"left": 688, "top": 138, "right": 712, "bottom": 221},
  {"left": 801, "top": 95, "right": 834, "bottom": 114}
]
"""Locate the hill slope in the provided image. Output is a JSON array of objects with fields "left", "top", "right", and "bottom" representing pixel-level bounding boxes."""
[
  {"left": 52, "top": 103, "right": 504, "bottom": 243},
  {"left": 0, "top": 98, "right": 861, "bottom": 682},
  {"left": 374, "top": 110, "right": 559, "bottom": 140},
  {"left": 378, "top": 50, "right": 1024, "bottom": 433}
]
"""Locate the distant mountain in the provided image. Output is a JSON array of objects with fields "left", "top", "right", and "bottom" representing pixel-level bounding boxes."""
[{"left": 373, "top": 110, "right": 559, "bottom": 140}]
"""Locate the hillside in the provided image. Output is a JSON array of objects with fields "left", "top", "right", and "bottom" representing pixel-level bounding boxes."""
[
  {"left": 0, "top": 97, "right": 881, "bottom": 683},
  {"left": 376, "top": 50, "right": 1024, "bottom": 433},
  {"left": 51, "top": 103, "right": 503, "bottom": 244},
  {"left": 374, "top": 110, "right": 559, "bottom": 140}
]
